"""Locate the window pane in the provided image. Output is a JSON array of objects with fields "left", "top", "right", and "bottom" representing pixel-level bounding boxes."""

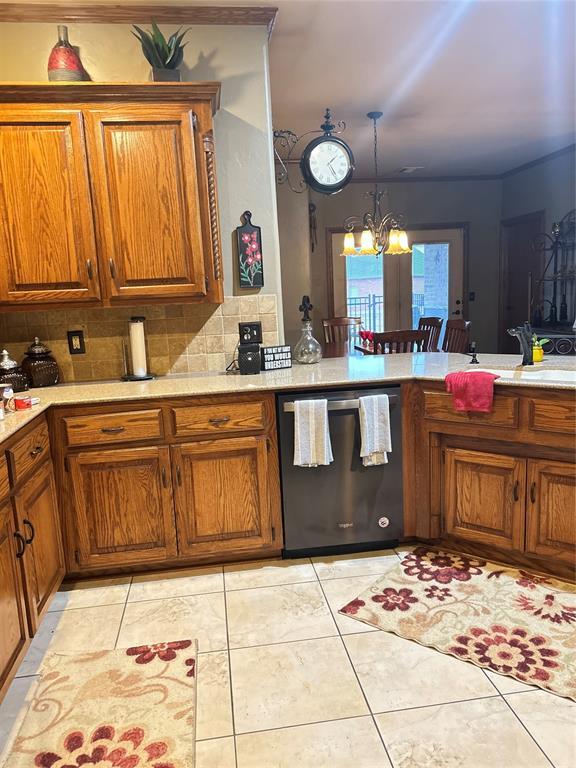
[
  {"left": 411, "top": 243, "right": 449, "bottom": 328},
  {"left": 345, "top": 253, "right": 384, "bottom": 331}
]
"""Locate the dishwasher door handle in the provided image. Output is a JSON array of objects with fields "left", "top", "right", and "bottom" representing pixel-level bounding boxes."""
[{"left": 283, "top": 396, "right": 398, "bottom": 413}]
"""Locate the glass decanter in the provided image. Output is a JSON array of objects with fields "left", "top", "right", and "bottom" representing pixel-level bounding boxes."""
[{"left": 293, "top": 296, "right": 322, "bottom": 364}]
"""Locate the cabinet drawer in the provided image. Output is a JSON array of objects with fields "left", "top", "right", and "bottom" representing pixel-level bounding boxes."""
[
  {"left": 64, "top": 409, "right": 163, "bottom": 447},
  {"left": 7, "top": 420, "right": 50, "bottom": 486},
  {"left": 0, "top": 454, "right": 9, "bottom": 501},
  {"left": 172, "top": 401, "right": 265, "bottom": 437},
  {"left": 527, "top": 399, "right": 576, "bottom": 435},
  {"left": 424, "top": 391, "right": 519, "bottom": 427}
]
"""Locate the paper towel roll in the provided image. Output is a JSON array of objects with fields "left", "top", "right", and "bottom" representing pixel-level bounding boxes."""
[{"left": 129, "top": 317, "right": 147, "bottom": 378}]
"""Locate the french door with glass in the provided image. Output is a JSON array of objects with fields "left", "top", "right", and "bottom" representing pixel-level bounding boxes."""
[{"left": 331, "top": 227, "right": 464, "bottom": 337}]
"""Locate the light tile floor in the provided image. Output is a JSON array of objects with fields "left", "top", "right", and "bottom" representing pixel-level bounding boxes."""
[{"left": 1, "top": 549, "right": 574, "bottom": 768}]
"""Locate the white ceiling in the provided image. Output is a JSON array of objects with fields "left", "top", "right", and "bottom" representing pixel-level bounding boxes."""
[
  {"left": 266, "top": 0, "right": 576, "bottom": 176},
  {"left": 4, "top": 0, "right": 574, "bottom": 176}
]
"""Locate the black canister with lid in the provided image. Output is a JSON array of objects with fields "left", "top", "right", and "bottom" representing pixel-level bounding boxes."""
[
  {"left": 21, "top": 337, "right": 60, "bottom": 387},
  {"left": 0, "top": 349, "right": 29, "bottom": 392}
]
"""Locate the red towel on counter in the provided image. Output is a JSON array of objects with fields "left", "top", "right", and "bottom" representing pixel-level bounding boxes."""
[{"left": 445, "top": 371, "right": 500, "bottom": 413}]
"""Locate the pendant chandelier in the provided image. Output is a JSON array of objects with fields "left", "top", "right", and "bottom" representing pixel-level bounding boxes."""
[{"left": 342, "top": 111, "right": 411, "bottom": 256}]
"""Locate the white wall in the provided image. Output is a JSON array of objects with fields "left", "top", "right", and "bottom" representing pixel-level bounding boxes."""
[{"left": 0, "top": 22, "right": 284, "bottom": 334}]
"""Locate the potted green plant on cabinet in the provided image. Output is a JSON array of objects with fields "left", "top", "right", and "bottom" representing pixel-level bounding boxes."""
[{"left": 132, "top": 22, "right": 189, "bottom": 82}]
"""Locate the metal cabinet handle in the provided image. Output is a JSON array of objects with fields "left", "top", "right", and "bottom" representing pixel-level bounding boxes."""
[
  {"left": 100, "top": 426, "right": 125, "bottom": 434},
  {"left": 109, "top": 258, "right": 117, "bottom": 279},
  {"left": 30, "top": 445, "right": 43, "bottom": 457},
  {"left": 209, "top": 416, "right": 230, "bottom": 425},
  {"left": 513, "top": 480, "right": 520, "bottom": 501},
  {"left": 176, "top": 466, "right": 182, "bottom": 486},
  {"left": 530, "top": 481, "right": 537, "bottom": 504},
  {"left": 23, "top": 519, "right": 35, "bottom": 544},
  {"left": 86, "top": 258, "right": 93, "bottom": 279},
  {"left": 14, "top": 531, "right": 26, "bottom": 558},
  {"left": 161, "top": 467, "right": 168, "bottom": 488}
]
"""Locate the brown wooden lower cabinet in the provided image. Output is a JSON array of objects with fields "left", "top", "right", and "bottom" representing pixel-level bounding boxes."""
[
  {"left": 443, "top": 448, "right": 525, "bottom": 551},
  {"left": 526, "top": 459, "right": 576, "bottom": 566},
  {"left": 172, "top": 436, "right": 273, "bottom": 558},
  {"left": 68, "top": 445, "right": 177, "bottom": 570},
  {"left": 0, "top": 499, "right": 29, "bottom": 699},
  {"left": 13, "top": 461, "right": 65, "bottom": 633},
  {"left": 442, "top": 447, "right": 575, "bottom": 568}
]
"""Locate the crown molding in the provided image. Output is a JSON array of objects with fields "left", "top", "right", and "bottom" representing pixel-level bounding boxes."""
[
  {"left": 0, "top": 4, "right": 278, "bottom": 36},
  {"left": 501, "top": 143, "right": 575, "bottom": 179},
  {"left": 0, "top": 81, "right": 221, "bottom": 111}
]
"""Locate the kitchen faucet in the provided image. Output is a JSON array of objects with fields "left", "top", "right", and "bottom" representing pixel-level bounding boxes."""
[{"left": 507, "top": 321, "right": 534, "bottom": 366}]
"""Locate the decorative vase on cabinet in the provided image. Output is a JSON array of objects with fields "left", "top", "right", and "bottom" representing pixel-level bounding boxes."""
[{"left": 47, "top": 25, "right": 85, "bottom": 81}]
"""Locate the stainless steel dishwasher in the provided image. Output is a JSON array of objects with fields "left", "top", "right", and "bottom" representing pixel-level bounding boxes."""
[{"left": 277, "top": 386, "right": 403, "bottom": 557}]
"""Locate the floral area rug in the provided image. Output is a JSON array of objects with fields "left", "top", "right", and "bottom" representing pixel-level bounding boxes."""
[
  {"left": 340, "top": 547, "right": 576, "bottom": 700},
  {"left": 2, "top": 639, "right": 197, "bottom": 767}
]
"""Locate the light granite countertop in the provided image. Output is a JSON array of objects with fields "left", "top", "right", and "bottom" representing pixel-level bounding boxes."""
[{"left": 1, "top": 352, "right": 575, "bottom": 444}]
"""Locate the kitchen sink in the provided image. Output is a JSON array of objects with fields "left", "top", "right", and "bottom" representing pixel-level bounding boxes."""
[{"left": 474, "top": 368, "right": 576, "bottom": 384}]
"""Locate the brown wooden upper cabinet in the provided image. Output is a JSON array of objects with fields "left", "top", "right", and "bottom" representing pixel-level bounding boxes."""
[
  {"left": 0, "top": 83, "right": 223, "bottom": 309},
  {"left": 0, "top": 109, "right": 100, "bottom": 305}
]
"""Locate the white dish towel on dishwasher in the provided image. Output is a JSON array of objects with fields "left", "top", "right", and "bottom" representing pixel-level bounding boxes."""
[
  {"left": 359, "top": 394, "right": 391, "bottom": 466},
  {"left": 293, "top": 399, "right": 334, "bottom": 467}
]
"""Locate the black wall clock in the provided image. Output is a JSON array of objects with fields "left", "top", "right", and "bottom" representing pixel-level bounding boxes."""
[{"left": 299, "top": 109, "right": 354, "bottom": 195}]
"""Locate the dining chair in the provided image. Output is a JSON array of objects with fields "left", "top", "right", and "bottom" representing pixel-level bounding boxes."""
[
  {"left": 417, "top": 316, "right": 443, "bottom": 351},
  {"left": 372, "top": 330, "right": 429, "bottom": 354},
  {"left": 442, "top": 319, "right": 471, "bottom": 353},
  {"left": 322, "top": 317, "right": 362, "bottom": 343}
]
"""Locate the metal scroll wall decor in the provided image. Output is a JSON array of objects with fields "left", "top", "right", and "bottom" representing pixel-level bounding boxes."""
[
  {"left": 530, "top": 209, "right": 575, "bottom": 328},
  {"left": 273, "top": 108, "right": 348, "bottom": 194}
]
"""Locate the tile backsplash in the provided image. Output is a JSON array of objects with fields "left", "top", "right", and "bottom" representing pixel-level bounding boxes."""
[{"left": 0, "top": 295, "right": 279, "bottom": 382}]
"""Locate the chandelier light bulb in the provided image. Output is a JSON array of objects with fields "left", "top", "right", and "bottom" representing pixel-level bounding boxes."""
[
  {"left": 359, "top": 228, "right": 378, "bottom": 254},
  {"left": 342, "top": 231, "right": 357, "bottom": 255},
  {"left": 398, "top": 229, "right": 411, "bottom": 254}
]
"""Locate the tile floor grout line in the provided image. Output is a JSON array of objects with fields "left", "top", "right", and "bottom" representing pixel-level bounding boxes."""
[
  {"left": 220, "top": 712, "right": 375, "bottom": 740},
  {"left": 112, "top": 595, "right": 130, "bottom": 651},
  {"left": 229, "top": 632, "right": 341, "bottom": 653},
  {"left": 222, "top": 583, "right": 239, "bottom": 768},
  {"left": 480, "top": 669, "right": 557, "bottom": 767},
  {"left": 315, "top": 576, "right": 395, "bottom": 767},
  {"left": 499, "top": 690, "right": 557, "bottom": 767},
  {"left": 372, "top": 693, "right": 502, "bottom": 716}
]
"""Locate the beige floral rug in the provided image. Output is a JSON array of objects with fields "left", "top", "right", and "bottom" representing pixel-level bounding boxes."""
[
  {"left": 2, "top": 639, "right": 197, "bottom": 767},
  {"left": 340, "top": 547, "right": 576, "bottom": 700}
]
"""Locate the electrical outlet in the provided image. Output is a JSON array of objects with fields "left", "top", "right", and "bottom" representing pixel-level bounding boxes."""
[
  {"left": 238, "top": 321, "right": 262, "bottom": 345},
  {"left": 67, "top": 330, "right": 86, "bottom": 355}
]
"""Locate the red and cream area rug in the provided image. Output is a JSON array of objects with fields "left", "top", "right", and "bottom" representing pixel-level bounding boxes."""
[
  {"left": 2, "top": 639, "right": 197, "bottom": 768},
  {"left": 340, "top": 547, "right": 576, "bottom": 700}
]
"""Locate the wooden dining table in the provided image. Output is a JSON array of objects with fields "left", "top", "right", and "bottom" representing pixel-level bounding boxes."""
[{"left": 321, "top": 341, "right": 365, "bottom": 358}]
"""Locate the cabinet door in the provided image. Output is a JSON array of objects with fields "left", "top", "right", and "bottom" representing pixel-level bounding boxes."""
[
  {"left": 443, "top": 448, "right": 525, "bottom": 551},
  {"left": 0, "top": 499, "right": 29, "bottom": 699},
  {"left": 526, "top": 460, "right": 575, "bottom": 566},
  {"left": 85, "top": 105, "right": 206, "bottom": 300},
  {"left": 172, "top": 437, "right": 273, "bottom": 558},
  {"left": 13, "top": 461, "right": 65, "bottom": 634},
  {"left": 68, "top": 446, "right": 177, "bottom": 570},
  {"left": 0, "top": 109, "right": 100, "bottom": 305}
]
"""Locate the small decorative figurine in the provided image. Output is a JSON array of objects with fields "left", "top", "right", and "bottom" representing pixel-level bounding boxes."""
[
  {"left": 294, "top": 295, "right": 322, "bottom": 364},
  {"left": 236, "top": 211, "right": 264, "bottom": 288},
  {"left": 48, "top": 25, "right": 86, "bottom": 81}
]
